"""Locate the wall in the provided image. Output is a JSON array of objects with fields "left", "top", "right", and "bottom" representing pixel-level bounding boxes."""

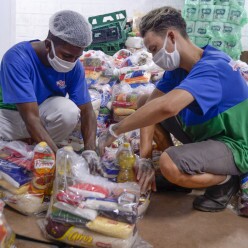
[
  {"left": 0, "top": 0, "right": 16, "bottom": 60},
  {"left": 0, "top": 0, "right": 248, "bottom": 52},
  {"left": 15, "top": 0, "right": 184, "bottom": 43}
]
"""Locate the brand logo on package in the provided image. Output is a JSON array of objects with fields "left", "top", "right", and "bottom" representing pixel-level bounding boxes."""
[
  {"left": 56, "top": 80, "right": 67, "bottom": 89},
  {"left": 34, "top": 159, "right": 54, "bottom": 169}
]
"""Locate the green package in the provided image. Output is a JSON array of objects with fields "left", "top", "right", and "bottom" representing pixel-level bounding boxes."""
[
  {"left": 189, "top": 35, "right": 196, "bottom": 44},
  {"left": 194, "top": 21, "right": 210, "bottom": 36},
  {"left": 223, "top": 22, "right": 241, "bottom": 37},
  {"left": 224, "top": 37, "right": 242, "bottom": 60},
  {"left": 195, "top": 36, "right": 210, "bottom": 47},
  {"left": 228, "top": 5, "right": 248, "bottom": 25},
  {"left": 210, "top": 38, "right": 224, "bottom": 50},
  {"left": 198, "top": 5, "right": 214, "bottom": 21},
  {"left": 186, "top": 21, "right": 196, "bottom": 35},
  {"left": 199, "top": 0, "right": 214, "bottom": 4},
  {"left": 185, "top": 0, "right": 199, "bottom": 4},
  {"left": 214, "top": 0, "right": 231, "bottom": 5},
  {"left": 210, "top": 22, "right": 223, "bottom": 37},
  {"left": 183, "top": 4, "right": 199, "bottom": 21},
  {"left": 213, "top": 6, "right": 230, "bottom": 21},
  {"left": 231, "top": 0, "right": 245, "bottom": 7}
]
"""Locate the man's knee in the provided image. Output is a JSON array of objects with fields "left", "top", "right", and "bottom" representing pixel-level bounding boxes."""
[
  {"left": 40, "top": 97, "right": 80, "bottom": 129},
  {"left": 159, "top": 151, "right": 182, "bottom": 184}
]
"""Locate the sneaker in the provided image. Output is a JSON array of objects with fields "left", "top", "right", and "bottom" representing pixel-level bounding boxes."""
[
  {"left": 156, "top": 175, "right": 192, "bottom": 193},
  {"left": 193, "top": 176, "right": 240, "bottom": 212}
]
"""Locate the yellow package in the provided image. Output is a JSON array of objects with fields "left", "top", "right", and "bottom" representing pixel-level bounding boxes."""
[
  {"left": 86, "top": 216, "right": 134, "bottom": 239},
  {"left": 0, "top": 179, "right": 29, "bottom": 195},
  {"left": 114, "top": 108, "right": 135, "bottom": 116}
]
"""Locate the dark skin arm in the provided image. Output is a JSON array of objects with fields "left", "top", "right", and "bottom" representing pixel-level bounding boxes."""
[
  {"left": 78, "top": 102, "right": 97, "bottom": 151},
  {"left": 16, "top": 102, "right": 58, "bottom": 152}
]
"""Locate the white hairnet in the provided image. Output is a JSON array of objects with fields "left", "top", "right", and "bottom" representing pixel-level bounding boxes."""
[{"left": 49, "top": 10, "right": 92, "bottom": 48}]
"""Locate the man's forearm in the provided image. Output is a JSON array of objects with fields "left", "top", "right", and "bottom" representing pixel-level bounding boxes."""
[
  {"left": 81, "top": 111, "right": 97, "bottom": 151},
  {"left": 25, "top": 117, "right": 58, "bottom": 153},
  {"left": 140, "top": 125, "right": 155, "bottom": 158}
]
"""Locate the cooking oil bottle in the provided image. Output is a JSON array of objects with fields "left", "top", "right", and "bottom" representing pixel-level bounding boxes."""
[{"left": 117, "top": 143, "right": 136, "bottom": 183}]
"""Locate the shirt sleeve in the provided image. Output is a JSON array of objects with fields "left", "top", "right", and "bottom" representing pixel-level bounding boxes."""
[
  {"left": 175, "top": 63, "right": 222, "bottom": 115},
  {"left": 1, "top": 56, "right": 37, "bottom": 104},
  {"left": 66, "top": 61, "right": 91, "bottom": 106},
  {"left": 156, "top": 71, "right": 177, "bottom": 93}
]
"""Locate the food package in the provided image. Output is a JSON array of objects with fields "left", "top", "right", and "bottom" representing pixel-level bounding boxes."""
[
  {"left": 81, "top": 50, "right": 116, "bottom": 86},
  {"left": 113, "top": 50, "right": 133, "bottom": 69},
  {"left": 125, "top": 37, "right": 144, "bottom": 49},
  {"left": 0, "top": 141, "right": 34, "bottom": 170},
  {"left": 1, "top": 142, "right": 56, "bottom": 215},
  {"left": 42, "top": 147, "right": 142, "bottom": 247},
  {"left": 0, "top": 200, "right": 15, "bottom": 248},
  {"left": 40, "top": 218, "right": 138, "bottom": 248}
]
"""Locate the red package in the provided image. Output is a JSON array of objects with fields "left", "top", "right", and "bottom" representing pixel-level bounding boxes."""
[
  {"left": 69, "top": 183, "right": 109, "bottom": 199},
  {"left": 56, "top": 191, "right": 84, "bottom": 207}
]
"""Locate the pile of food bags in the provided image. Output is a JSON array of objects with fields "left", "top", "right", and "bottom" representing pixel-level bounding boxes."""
[
  {"left": 40, "top": 146, "right": 151, "bottom": 248},
  {"left": 0, "top": 141, "right": 55, "bottom": 215},
  {"left": 112, "top": 83, "right": 155, "bottom": 122}
]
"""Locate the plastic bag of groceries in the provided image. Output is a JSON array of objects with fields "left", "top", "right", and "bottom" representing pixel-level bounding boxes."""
[
  {"left": 0, "top": 200, "right": 16, "bottom": 247},
  {"left": 40, "top": 146, "right": 152, "bottom": 248},
  {"left": 0, "top": 141, "right": 55, "bottom": 215},
  {"left": 80, "top": 50, "right": 116, "bottom": 86}
]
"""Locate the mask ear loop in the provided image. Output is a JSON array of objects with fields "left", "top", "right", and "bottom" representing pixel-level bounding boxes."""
[{"left": 164, "top": 34, "right": 177, "bottom": 54}]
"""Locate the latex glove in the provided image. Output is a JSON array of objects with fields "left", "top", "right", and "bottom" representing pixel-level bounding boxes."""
[
  {"left": 135, "top": 158, "right": 156, "bottom": 194},
  {"left": 82, "top": 150, "right": 101, "bottom": 175},
  {"left": 98, "top": 126, "right": 118, "bottom": 157}
]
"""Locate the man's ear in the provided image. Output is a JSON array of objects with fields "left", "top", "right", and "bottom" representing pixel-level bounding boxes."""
[
  {"left": 44, "top": 39, "right": 52, "bottom": 52},
  {"left": 167, "top": 31, "right": 176, "bottom": 44}
]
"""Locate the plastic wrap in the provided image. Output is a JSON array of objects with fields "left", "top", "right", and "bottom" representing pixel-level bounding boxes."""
[
  {"left": 42, "top": 147, "right": 145, "bottom": 247},
  {"left": 0, "top": 200, "right": 15, "bottom": 248},
  {"left": 81, "top": 50, "right": 116, "bottom": 86},
  {"left": 0, "top": 141, "right": 34, "bottom": 170}
]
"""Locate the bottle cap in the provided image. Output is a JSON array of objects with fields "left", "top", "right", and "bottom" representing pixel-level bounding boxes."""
[
  {"left": 123, "top": 143, "right": 130, "bottom": 148},
  {"left": 39, "top": 141, "right": 47, "bottom": 147}
]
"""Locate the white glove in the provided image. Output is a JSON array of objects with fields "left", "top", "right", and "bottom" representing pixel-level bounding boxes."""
[
  {"left": 135, "top": 158, "right": 156, "bottom": 194},
  {"left": 82, "top": 150, "right": 102, "bottom": 175}
]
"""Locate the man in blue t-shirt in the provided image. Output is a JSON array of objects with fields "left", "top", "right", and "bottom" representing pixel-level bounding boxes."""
[
  {"left": 0, "top": 10, "right": 99, "bottom": 169},
  {"left": 99, "top": 6, "right": 248, "bottom": 212}
]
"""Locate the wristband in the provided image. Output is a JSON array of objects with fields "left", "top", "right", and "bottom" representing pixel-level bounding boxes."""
[{"left": 109, "top": 124, "right": 120, "bottom": 139}]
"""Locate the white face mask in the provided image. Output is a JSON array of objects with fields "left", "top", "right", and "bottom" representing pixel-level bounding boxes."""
[
  {"left": 47, "top": 41, "right": 77, "bottom": 73},
  {"left": 152, "top": 35, "right": 180, "bottom": 71}
]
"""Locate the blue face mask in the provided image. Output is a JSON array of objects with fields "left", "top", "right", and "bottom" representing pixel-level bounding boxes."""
[
  {"left": 47, "top": 41, "right": 77, "bottom": 73},
  {"left": 152, "top": 35, "right": 180, "bottom": 71}
]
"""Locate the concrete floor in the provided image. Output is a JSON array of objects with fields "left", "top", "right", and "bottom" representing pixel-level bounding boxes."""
[
  {"left": 4, "top": 190, "right": 248, "bottom": 248},
  {"left": 138, "top": 190, "right": 248, "bottom": 248}
]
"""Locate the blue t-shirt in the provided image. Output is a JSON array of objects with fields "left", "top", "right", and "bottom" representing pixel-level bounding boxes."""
[
  {"left": 0, "top": 40, "right": 90, "bottom": 110},
  {"left": 156, "top": 45, "right": 248, "bottom": 172}
]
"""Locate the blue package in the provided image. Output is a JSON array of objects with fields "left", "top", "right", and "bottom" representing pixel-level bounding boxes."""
[{"left": 0, "top": 158, "right": 32, "bottom": 188}]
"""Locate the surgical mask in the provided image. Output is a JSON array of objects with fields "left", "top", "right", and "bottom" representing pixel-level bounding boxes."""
[
  {"left": 152, "top": 35, "right": 180, "bottom": 71},
  {"left": 47, "top": 41, "right": 77, "bottom": 73}
]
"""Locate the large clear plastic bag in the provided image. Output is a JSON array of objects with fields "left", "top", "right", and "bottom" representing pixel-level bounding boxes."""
[
  {"left": 0, "top": 142, "right": 56, "bottom": 216},
  {"left": 41, "top": 147, "right": 151, "bottom": 247}
]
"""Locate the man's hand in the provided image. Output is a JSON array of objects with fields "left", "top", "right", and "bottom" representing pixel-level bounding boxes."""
[
  {"left": 98, "top": 125, "right": 119, "bottom": 156},
  {"left": 82, "top": 150, "right": 101, "bottom": 175},
  {"left": 135, "top": 158, "right": 156, "bottom": 194}
]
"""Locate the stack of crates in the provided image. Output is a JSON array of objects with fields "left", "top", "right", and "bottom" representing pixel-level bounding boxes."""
[{"left": 87, "top": 10, "right": 132, "bottom": 55}]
